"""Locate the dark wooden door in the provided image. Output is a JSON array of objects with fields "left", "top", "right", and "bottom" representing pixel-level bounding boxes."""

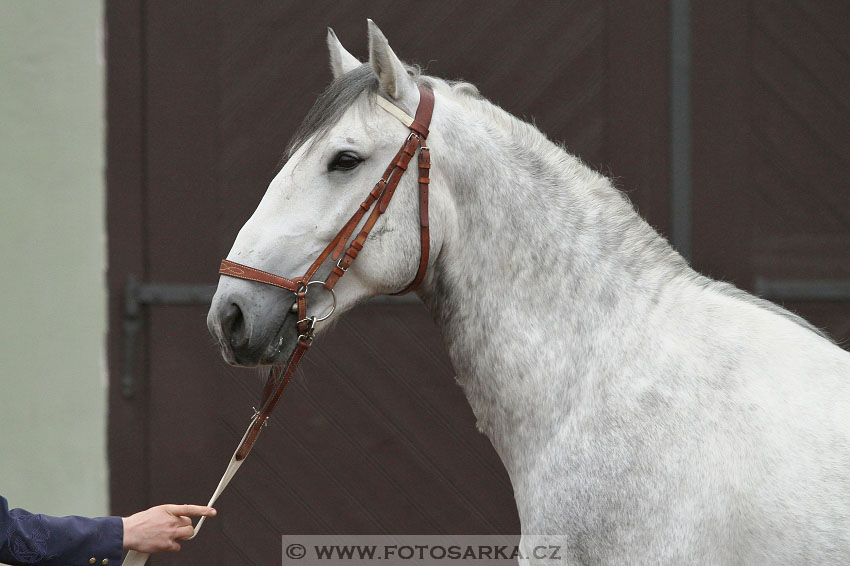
[
  {"left": 107, "top": 2, "right": 669, "bottom": 563},
  {"left": 107, "top": 1, "right": 850, "bottom": 564}
]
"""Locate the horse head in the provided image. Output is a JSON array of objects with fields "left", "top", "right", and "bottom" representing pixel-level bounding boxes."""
[{"left": 207, "top": 21, "right": 446, "bottom": 367}]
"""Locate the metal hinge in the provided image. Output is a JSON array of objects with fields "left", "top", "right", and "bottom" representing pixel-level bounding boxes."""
[
  {"left": 755, "top": 279, "right": 850, "bottom": 302},
  {"left": 122, "top": 276, "right": 216, "bottom": 398}
]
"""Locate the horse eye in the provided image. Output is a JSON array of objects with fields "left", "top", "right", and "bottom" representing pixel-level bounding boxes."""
[{"left": 329, "top": 151, "right": 362, "bottom": 172}]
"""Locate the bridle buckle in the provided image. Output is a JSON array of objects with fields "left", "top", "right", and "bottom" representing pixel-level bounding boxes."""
[{"left": 297, "top": 315, "right": 317, "bottom": 345}]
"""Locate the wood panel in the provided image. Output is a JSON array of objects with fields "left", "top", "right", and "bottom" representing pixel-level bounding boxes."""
[
  {"left": 106, "top": 0, "right": 149, "bottom": 517},
  {"left": 107, "top": 2, "right": 670, "bottom": 563},
  {"left": 690, "top": 0, "right": 850, "bottom": 345},
  {"left": 750, "top": 0, "right": 850, "bottom": 345},
  {"left": 749, "top": 0, "right": 850, "bottom": 275},
  {"left": 691, "top": 0, "right": 754, "bottom": 286}
]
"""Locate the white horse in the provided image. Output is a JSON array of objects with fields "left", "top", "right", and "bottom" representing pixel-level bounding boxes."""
[{"left": 208, "top": 21, "right": 850, "bottom": 565}]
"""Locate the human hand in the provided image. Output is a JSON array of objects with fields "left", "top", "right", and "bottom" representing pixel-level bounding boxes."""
[{"left": 122, "top": 504, "right": 217, "bottom": 553}]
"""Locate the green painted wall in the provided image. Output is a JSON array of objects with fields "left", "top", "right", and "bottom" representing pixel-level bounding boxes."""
[{"left": 0, "top": 1, "right": 108, "bottom": 517}]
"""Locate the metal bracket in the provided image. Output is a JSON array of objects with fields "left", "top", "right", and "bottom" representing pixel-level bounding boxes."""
[
  {"left": 122, "top": 276, "right": 216, "bottom": 398},
  {"left": 121, "top": 275, "right": 421, "bottom": 398},
  {"left": 122, "top": 275, "right": 846, "bottom": 398},
  {"left": 755, "top": 279, "right": 850, "bottom": 302}
]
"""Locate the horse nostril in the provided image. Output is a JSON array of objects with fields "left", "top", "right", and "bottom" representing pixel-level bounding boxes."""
[{"left": 222, "top": 302, "right": 247, "bottom": 348}]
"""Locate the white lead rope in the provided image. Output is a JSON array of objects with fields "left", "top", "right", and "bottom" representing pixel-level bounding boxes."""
[{"left": 122, "top": 416, "right": 258, "bottom": 566}]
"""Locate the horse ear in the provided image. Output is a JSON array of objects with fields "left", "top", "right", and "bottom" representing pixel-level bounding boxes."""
[
  {"left": 327, "top": 28, "right": 361, "bottom": 79},
  {"left": 367, "top": 19, "right": 417, "bottom": 104}
]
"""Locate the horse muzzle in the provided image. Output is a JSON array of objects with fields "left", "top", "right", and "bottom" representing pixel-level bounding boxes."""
[{"left": 207, "top": 287, "right": 299, "bottom": 367}]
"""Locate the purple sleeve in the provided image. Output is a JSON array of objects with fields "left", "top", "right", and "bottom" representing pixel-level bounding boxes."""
[{"left": 0, "top": 496, "right": 123, "bottom": 566}]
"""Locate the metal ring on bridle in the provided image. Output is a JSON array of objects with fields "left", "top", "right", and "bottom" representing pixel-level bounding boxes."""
[{"left": 299, "top": 280, "right": 336, "bottom": 322}]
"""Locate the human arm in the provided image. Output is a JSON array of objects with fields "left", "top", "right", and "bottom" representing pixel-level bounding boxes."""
[
  {"left": 0, "top": 495, "right": 122, "bottom": 566},
  {"left": 0, "top": 496, "right": 216, "bottom": 565}
]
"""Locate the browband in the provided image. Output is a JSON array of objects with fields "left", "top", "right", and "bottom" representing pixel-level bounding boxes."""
[{"left": 376, "top": 95, "right": 414, "bottom": 127}]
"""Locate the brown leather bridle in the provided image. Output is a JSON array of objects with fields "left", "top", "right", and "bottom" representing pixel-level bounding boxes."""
[{"left": 217, "top": 85, "right": 435, "bottom": 460}]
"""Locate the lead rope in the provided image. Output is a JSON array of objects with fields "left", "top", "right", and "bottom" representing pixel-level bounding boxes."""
[
  {"left": 122, "top": 344, "right": 307, "bottom": 566},
  {"left": 123, "top": 86, "right": 433, "bottom": 566}
]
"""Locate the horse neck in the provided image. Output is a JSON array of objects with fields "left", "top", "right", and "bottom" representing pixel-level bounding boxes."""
[{"left": 421, "top": 95, "right": 688, "bottom": 477}]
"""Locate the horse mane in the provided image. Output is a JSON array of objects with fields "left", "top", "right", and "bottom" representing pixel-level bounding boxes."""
[
  {"left": 280, "top": 61, "right": 832, "bottom": 344},
  {"left": 430, "top": 75, "right": 835, "bottom": 344},
  {"left": 696, "top": 277, "right": 833, "bottom": 341}
]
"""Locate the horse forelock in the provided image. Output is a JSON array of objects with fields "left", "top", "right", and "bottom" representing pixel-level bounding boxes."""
[
  {"left": 281, "top": 64, "right": 377, "bottom": 169},
  {"left": 280, "top": 63, "right": 478, "bottom": 174},
  {"left": 282, "top": 64, "right": 427, "bottom": 166}
]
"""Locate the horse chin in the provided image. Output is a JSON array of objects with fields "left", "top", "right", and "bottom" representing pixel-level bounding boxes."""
[{"left": 259, "top": 317, "right": 301, "bottom": 367}]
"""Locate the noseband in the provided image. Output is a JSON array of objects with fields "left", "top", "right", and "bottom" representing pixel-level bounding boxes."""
[{"left": 218, "top": 85, "right": 434, "bottom": 460}]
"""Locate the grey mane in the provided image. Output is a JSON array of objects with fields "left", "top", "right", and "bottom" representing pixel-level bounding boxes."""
[
  {"left": 282, "top": 62, "right": 831, "bottom": 344},
  {"left": 703, "top": 278, "right": 833, "bottom": 341}
]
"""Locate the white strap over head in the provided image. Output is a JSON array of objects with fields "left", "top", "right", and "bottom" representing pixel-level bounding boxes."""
[{"left": 376, "top": 95, "right": 414, "bottom": 127}]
